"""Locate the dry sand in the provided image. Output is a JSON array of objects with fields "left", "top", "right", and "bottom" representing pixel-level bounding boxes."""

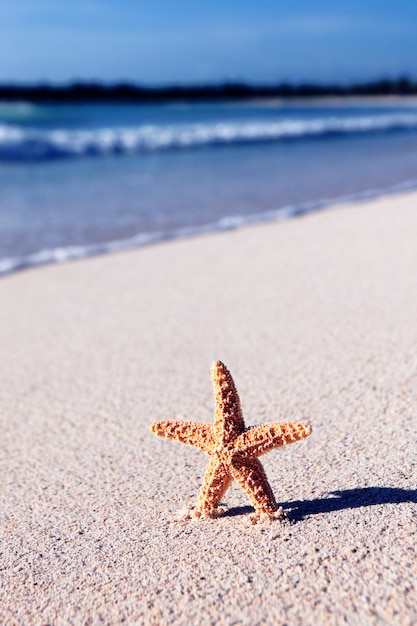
[{"left": 1, "top": 192, "right": 417, "bottom": 625}]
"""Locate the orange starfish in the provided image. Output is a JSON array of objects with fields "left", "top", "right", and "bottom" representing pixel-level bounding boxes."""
[{"left": 151, "top": 361, "right": 312, "bottom": 522}]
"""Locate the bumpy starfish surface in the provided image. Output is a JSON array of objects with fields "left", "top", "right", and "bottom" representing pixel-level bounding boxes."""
[{"left": 151, "top": 361, "right": 312, "bottom": 522}]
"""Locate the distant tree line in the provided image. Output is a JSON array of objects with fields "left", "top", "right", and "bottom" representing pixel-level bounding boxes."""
[{"left": 1, "top": 77, "right": 417, "bottom": 103}]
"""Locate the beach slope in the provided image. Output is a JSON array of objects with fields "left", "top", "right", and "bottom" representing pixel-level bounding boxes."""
[{"left": 1, "top": 192, "right": 417, "bottom": 625}]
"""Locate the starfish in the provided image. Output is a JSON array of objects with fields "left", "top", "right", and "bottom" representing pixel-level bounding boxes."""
[{"left": 151, "top": 361, "right": 312, "bottom": 522}]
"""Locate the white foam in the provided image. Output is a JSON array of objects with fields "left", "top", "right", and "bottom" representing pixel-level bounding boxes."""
[{"left": 2, "top": 112, "right": 417, "bottom": 160}]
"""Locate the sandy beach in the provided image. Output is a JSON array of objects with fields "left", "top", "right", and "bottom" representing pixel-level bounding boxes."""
[{"left": 1, "top": 191, "right": 417, "bottom": 625}]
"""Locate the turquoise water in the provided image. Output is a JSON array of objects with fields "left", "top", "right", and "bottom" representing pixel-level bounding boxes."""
[{"left": 1, "top": 98, "right": 417, "bottom": 274}]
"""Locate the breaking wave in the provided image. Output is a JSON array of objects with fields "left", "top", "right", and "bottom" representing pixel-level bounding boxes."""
[{"left": 2, "top": 113, "right": 417, "bottom": 160}]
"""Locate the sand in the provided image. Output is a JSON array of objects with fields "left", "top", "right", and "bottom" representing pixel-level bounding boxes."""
[{"left": 1, "top": 191, "right": 416, "bottom": 625}]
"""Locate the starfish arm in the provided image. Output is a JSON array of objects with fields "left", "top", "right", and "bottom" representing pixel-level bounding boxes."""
[
  {"left": 234, "top": 422, "right": 312, "bottom": 457},
  {"left": 230, "top": 456, "right": 277, "bottom": 515},
  {"left": 195, "top": 456, "right": 233, "bottom": 516},
  {"left": 211, "top": 361, "right": 245, "bottom": 445},
  {"left": 150, "top": 421, "right": 214, "bottom": 453}
]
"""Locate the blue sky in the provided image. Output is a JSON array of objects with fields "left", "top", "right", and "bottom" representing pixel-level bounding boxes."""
[{"left": 1, "top": 1, "right": 417, "bottom": 84}]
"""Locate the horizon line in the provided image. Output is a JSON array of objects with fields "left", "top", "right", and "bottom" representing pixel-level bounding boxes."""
[{"left": 1, "top": 76, "right": 417, "bottom": 102}]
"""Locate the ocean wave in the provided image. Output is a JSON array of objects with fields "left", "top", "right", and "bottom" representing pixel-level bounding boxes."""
[
  {"left": 2, "top": 178, "right": 417, "bottom": 277},
  {"left": 2, "top": 113, "right": 417, "bottom": 160}
]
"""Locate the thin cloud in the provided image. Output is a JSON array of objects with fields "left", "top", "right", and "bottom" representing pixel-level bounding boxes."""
[{"left": 279, "top": 15, "right": 354, "bottom": 34}]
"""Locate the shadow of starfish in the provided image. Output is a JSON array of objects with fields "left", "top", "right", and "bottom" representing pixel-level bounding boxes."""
[{"left": 224, "top": 487, "right": 417, "bottom": 521}]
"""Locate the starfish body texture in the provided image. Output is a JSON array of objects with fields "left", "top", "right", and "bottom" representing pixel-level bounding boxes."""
[{"left": 151, "top": 361, "right": 312, "bottom": 521}]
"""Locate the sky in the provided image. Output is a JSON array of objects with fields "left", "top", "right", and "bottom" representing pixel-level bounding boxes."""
[{"left": 1, "top": 0, "right": 417, "bottom": 85}]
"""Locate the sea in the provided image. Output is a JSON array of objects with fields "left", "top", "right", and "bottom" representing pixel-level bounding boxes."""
[{"left": 1, "top": 97, "right": 417, "bottom": 276}]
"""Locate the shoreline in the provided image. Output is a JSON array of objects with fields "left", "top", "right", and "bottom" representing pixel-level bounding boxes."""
[
  {"left": 1, "top": 190, "right": 417, "bottom": 624},
  {"left": 2, "top": 176, "right": 417, "bottom": 278}
]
